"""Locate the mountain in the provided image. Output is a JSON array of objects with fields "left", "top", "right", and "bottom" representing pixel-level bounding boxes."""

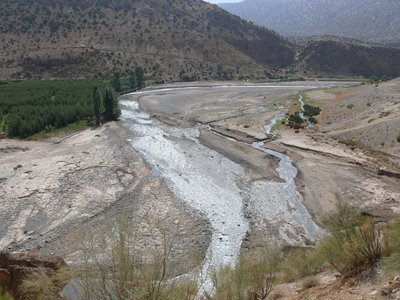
[
  {"left": 0, "top": 0, "right": 294, "bottom": 80},
  {"left": 220, "top": 0, "right": 400, "bottom": 45},
  {"left": 0, "top": 0, "right": 400, "bottom": 81},
  {"left": 293, "top": 36, "right": 400, "bottom": 78}
]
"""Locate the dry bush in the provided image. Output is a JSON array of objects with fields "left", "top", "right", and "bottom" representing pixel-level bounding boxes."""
[
  {"left": 73, "top": 217, "right": 199, "bottom": 300},
  {"left": 18, "top": 268, "right": 71, "bottom": 300},
  {"left": 301, "top": 276, "right": 318, "bottom": 290}
]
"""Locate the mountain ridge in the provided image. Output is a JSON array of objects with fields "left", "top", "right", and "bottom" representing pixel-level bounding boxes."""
[
  {"left": 0, "top": 0, "right": 294, "bottom": 81},
  {"left": 1, "top": 0, "right": 400, "bottom": 80},
  {"left": 220, "top": 0, "right": 400, "bottom": 45}
]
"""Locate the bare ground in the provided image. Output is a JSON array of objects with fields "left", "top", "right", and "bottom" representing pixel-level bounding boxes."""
[{"left": 0, "top": 123, "right": 211, "bottom": 275}]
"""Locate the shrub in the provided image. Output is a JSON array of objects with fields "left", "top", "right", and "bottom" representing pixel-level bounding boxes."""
[
  {"left": 301, "top": 276, "right": 318, "bottom": 290},
  {"left": 397, "top": 134, "right": 400, "bottom": 143},
  {"left": 18, "top": 268, "right": 71, "bottom": 300},
  {"left": 382, "top": 218, "right": 400, "bottom": 274},
  {"left": 315, "top": 204, "right": 388, "bottom": 278},
  {"left": 288, "top": 113, "right": 304, "bottom": 129},
  {"left": 338, "top": 139, "right": 363, "bottom": 150},
  {"left": 303, "top": 104, "right": 321, "bottom": 117},
  {"left": 281, "top": 248, "right": 323, "bottom": 282},
  {"left": 212, "top": 248, "right": 283, "bottom": 300}
]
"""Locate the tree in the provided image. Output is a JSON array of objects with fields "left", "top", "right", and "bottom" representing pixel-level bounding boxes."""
[
  {"left": 6, "top": 115, "right": 21, "bottom": 137},
  {"left": 111, "top": 73, "right": 122, "bottom": 93},
  {"left": 135, "top": 66, "right": 145, "bottom": 89},
  {"left": 103, "top": 88, "right": 119, "bottom": 122},
  {"left": 93, "top": 86, "right": 101, "bottom": 126},
  {"left": 128, "top": 69, "right": 137, "bottom": 90}
]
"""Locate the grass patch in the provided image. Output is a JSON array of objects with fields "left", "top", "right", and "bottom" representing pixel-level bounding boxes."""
[
  {"left": 382, "top": 218, "right": 400, "bottom": 274},
  {"left": 29, "top": 121, "right": 88, "bottom": 141},
  {"left": 270, "top": 116, "right": 288, "bottom": 133},
  {"left": 0, "top": 289, "right": 13, "bottom": 300}
]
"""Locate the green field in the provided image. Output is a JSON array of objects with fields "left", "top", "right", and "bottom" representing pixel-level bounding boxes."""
[{"left": 0, "top": 80, "right": 113, "bottom": 138}]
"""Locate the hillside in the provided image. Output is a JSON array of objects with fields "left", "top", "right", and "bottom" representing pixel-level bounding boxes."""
[
  {"left": 0, "top": 0, "right": 294, "bottom": 81},
  {"left": 1, "top": 0, "right": 400, "bottom": 81},
  {"left": 294, "top": 37, "right": 400, "bottom": 78},
  {"left": 220, "top": 0, "right": 400, "bottom": 45}
]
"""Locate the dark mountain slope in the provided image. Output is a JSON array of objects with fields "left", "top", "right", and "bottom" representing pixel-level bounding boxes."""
[
  {"left": 0, "top": 0, "right": 294, "bottom": 80},
  {"left": 221, "top": 0, "right": 400, "bottom": 45},
  {"left": 294, "top": 37, "right": 400, "bottom": 78}
]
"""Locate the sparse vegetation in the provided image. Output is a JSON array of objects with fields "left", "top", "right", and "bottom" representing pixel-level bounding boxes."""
[
  {"left": 338, "top": 138, "right": 364, "bottom": 150},
  {"left": 212, "top": 248, "right": 283, "bottom": 300},
  {"left": 73, "top": 218, "right": 199, "bottom": 300},
  {"left": 16, "top": 207, "right": 400, "bottom": 299}
]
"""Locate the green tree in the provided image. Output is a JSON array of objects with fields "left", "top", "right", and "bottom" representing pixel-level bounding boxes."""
[
  {"left": 135, "top": 67, "right": 145, "bottom": 89},
  {"left": 111, "top": 73, "right": 122, "bottom": 93},
  {"left": 93, "top": 86, "right": 101, "bottom": 126},
  {"left": 103, "top": 88, "right": 118, "bottom": 121},
  {"left": 6, "top": 115, "right": 21, "bottom": 137},
  {"left": 128, "top": 69, "right": 137, "bottom": 90}
]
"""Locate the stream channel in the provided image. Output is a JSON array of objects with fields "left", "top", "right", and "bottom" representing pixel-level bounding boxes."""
[{"left": 118, "top": 86, "right": 324, "bottom": 293}]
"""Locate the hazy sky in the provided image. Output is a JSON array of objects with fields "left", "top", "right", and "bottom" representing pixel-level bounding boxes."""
[{"left": 204, "top": 0, "right": 243, "bottom": 3}]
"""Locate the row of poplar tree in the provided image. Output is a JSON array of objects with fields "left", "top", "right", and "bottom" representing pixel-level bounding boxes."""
[{"left": 93, "top": 87, "right": 120, "bottom": 126}]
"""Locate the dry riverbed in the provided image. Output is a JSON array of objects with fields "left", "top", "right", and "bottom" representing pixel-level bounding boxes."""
[{"left": 1, "top": 80, "right": 399, "bottom": 289}]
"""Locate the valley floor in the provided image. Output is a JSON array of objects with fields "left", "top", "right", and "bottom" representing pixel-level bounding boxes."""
[{"left": 0, "top": 80, "right": 399, "bottom": 298}]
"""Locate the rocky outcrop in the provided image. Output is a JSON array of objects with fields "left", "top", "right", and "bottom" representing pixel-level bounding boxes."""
[{"left": 0, "top": 252, "right": 67, "bottom": 299}]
